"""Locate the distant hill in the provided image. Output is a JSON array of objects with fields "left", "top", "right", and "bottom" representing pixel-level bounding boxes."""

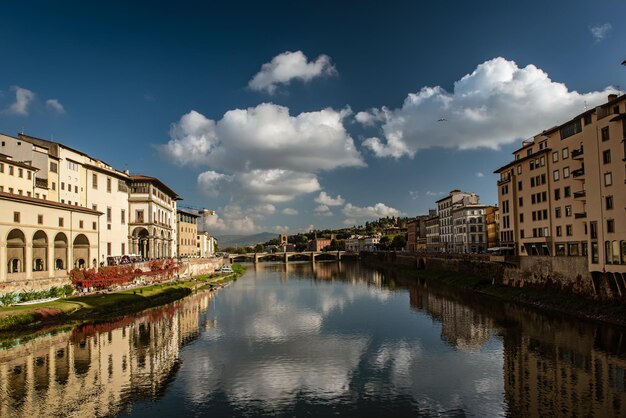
[{"left": 215, "top": 232, "right": 276, "bottom": 248}]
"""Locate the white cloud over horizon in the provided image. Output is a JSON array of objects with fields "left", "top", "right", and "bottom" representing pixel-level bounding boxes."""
[
  {"left": 248, "top": 50, "right": 337, "bottom": 94},
  {"left": 315, "top": 191, "right": 345, "bottom": 206},
  {"left": 359, "top": 57, "right": 617, "bottom": 158},
  {"left": 342, "top": 202, "right": 405, "bottom": 225}
]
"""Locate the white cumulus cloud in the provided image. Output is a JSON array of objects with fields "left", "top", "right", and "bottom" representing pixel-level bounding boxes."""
[
  {"left": 238, "top": 169, "right": 320, "bottom": 203},
  {"left": 45, "top": 99, "right": 65, "bottom": 114},
  {"left": 314, "top": 204, "right": 333, "bottom": 217},
  {"left": 359, "top": 57, "right": 617, "bottom": 158},
  {"left": 197, "top": 170, "right": 233, "bottom": 196},
  {"left": 282, "top": 208, "right": 298, "bottom": 216},
  {"left": 590, "top": 23, "right": 612, "bottom": 41},
  {"left": 249, "top": 50, "right": 336, "bottom": 94},
  {"left": 5, "top": 86, "right": 35, "bottom": 115},
  {"left": 315, "top": 191, "right": 345, "bottom": 206}
]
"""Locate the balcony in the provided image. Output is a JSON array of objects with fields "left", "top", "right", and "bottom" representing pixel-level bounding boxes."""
[
  {"left": 572, "top": 168, "right": 585, "bottom": 178},
  {"left": 497, "top": 176, "right": 511, "bottom": 186},
  {"left": 571, "top": 147, "right": 584, "bottom": 159},
  {"left": 35, "top": 177, "right": 48, "bottom": 189},
  {"left": 574, "top": 212, "right": 587, "bottom": 219},
  {"left": 573, "top": 190, "right": 586, "bottom": 199}
]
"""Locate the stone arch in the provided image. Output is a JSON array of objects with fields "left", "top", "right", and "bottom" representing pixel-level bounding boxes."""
[
  {"left": 32, "top": 230, "right": 48, "bottom": 272},
  {"left": 54, "top": 233, "right": 68, "bottom": 270},
  {"left": 133, "top": 227, "right": 150, "bottom": 259},
  {"left": 73, "top": 234, "right": 90, "bottom": 268},
  {"left": 7, "top": 229, "right": 26, "bottom": 273}
]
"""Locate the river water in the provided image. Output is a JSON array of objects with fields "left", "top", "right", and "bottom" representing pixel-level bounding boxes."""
[{"left": 1, "top": 262, "right": 625, "bottom": 417}]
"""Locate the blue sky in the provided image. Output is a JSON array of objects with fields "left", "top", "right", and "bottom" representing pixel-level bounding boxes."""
[{"left": 0, "top": 1, "right": 624, "bottom": 235}]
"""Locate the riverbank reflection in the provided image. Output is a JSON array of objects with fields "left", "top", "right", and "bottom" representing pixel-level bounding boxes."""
[{"left": 0, "top": 262, "right": 625, "bottom": 417}]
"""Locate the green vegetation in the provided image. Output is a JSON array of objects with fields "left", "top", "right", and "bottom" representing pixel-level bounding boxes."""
[
  {"left": 0, "top": 264, "right": 247, "bottom": 333},
  {"left": 0, "top": 285, "right": 74, "bottom": 307}
]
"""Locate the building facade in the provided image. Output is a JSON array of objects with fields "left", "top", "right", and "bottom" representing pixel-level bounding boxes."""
[
  {"left": 494, "top": 93, "right": 626, "bottom": 274},
  {"left": 197, "top": 231, "right": 217, "bottom": 257},
  {"left": 177, "top": 209, "right": 199, "bottom": 257},
  {"left": 128, "top": 176, "right": 180, "bottom": 259},
  {"left": 425, "top": 212, "right": 440, "bottom": 252},
  {"left": 436, "top": 190, "right": 478, "bottom": 252}
]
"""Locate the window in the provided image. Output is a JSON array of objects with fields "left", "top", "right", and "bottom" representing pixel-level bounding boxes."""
[
  {"left": 554, "top": 188, "right": 561, "bottom": 200},
  {"left": 518, "top": 181, "right": 522, "bottom": 191},
  {"left": 552, "top": 151, "right": 558, "bottom": 162},
  {"left": 13, "top": 212, "right": 20, "bottom": 223},
  {"left": 606, "top": 195, "right": 614, "bottom": 210},
  {"left": 584, "top": 113, "right": 592, "bottom": 125},
  {"left": 51, "top": 181, "right": 56, "bottom": 190},
  {"left": 604, "top": 172, "right": 612, "bottom": 186},
  {"left": 121, "top": 209, "right": 126, "bottom": 224},
  {"left": 590, "top": 221, "right": 598, "bottom": 239},
  {"left": 520, "top": 230, "right": 525, "bottom": 238},
  {"left": 565, "top": 205, "right": 572, "bottom": 217},
  {"left": 92, "top": 221, "right": 97, "bottom": 230},
  {"left": 518, "top": 197, "right": 523, "bottom": 207},
  {"left": 563, "top": 167, "right": 570, "bottom": 178},
  {"left": 27, "top": 171, "right": 31, "bottom": 180},
  {"left": 601, "top": 126, "right": 609, "bottom": 141},
  {"left": 74, "top": 185, "right": 78, "bottom": 193},
  {"left": 556, "top": 226, "right": 562, "bottom": 237},
  {"left": 107, "top": 207, "right": 112, "bottom": 222},
  {"left": 602, "top": 150, "right": 611, "bottom": 164},
  {"left": 18, "top": 168, "right": 23, "bottom": 178},
  {"left": 92, "top": 173, "right": 98, "bottom": 189},
  {"left": 61, "top": 182, "right": 65, "bottom": 190},
  {"left": 9, "top": 166, "right": 14, "bottom": 175},
  {"left": 540, "top": 156, "right": 545, "bottom": 166},
  {"left": 592, "top": 242, "right": 599, "bottom": 263},
  {"left": 107, "top": 177, "right": 111, "bottom": 192},
  {"left": 59, "top": 217, "right": 64, "bottom": 227},
  {"left": 136, "top": 210, "right": 144, "bottom": 223},
  {"left": 50, "top": 161, "right": 58, "bottom": 173},
  {"left": 519, "top": 213, "right": 524, "bottom": 223},
  {"left": 553, "top": 170, "right": 559, "bottom": 181},
  {"left": 562, "top": 148, "right": 569, "bottom": 159},
  {"left": 607, "top": 219, "right": 615, "bottom": 233},
  {"left": 555, "top": 207, "right": 561, "bottom": 218},
  {"left": 107, "top": 242, "right": 112, "bottom": 256},
  {"left": 517, "top": 165, "right": 521, "bottom": 175},
  {"left": 79, "top": 220, "right": 84, "bottom": 229},
  {"left": 564, "top": 187, "right": 570, "bottom": 198},
  {"left": 38, "top": 214, "right": 43, "bottom": 224},
  {"left": 566, "top": 225, "right": 573, "bottom": 236}
]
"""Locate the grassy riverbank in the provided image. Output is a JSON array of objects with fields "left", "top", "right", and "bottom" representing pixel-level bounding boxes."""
[
  {"left": 0, "top": 264, "right": 246, "bottom": 333},
  {"left": 368, "top": 261, "right": 626, "bottom": 327}
]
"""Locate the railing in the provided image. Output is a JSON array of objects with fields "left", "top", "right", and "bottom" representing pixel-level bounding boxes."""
[
  {"left": 571, "top": 147, "right": 584, "bottom": 159},
  {"left": 573, "top": 190, "right": 586, "bottom": 199},
  {"left": 35, "top": 177, "right": 48, "bottom": 189},
  {"left": 572, "top": 168, "right": 585, "bottom": 178},
  {"left": 574, "top": 212, "right": 587, "bottom": 219},
  {"left": 497, "top": 177, "right": 511, "bottom": 186}
]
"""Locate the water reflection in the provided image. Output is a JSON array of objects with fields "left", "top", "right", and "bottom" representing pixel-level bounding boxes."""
[
  {"left": 0, "top": 291, "right": 214, "bottom": 418},
  {"left": 0, "top": 262, "right": 625, "bottom": 417}
]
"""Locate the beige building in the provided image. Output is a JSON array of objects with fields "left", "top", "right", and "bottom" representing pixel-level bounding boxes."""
[
  {"left": 495, "top": 93, "right": 626, "bottom": 274},
  {"left": 406, "top": 212, "right": 433, "bottom": 252},
  {"left": 177, "top": 209, "right": 199, "bottom": 257},
  {"left": 425, "top": 212, "right": 440, "bottom": 252},
  {"left": 0, "top": 191, "right": 101, "bottom": 286},
  {"left": 1, "top": 133, "right": 131, "bottom": 263},
  {"left": 197, "top": 231, "right": 217, "bottom": 257},
  {"left": 128, "top": 175, "right": 180, "bottom": 259},
  {"left": 452, "top": 203, "right": 490, "bottom": 253},
  {"left": 436, "top": 190, "right": 478, "bottom": 252}
]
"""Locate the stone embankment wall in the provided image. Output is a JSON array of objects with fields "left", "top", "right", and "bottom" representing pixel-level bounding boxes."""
[
  {"left": 0, "top": 257, "right": 225, "bottom": 296},
  {"left": 362, "top": 252, "right": 625, "bottom": 302}
]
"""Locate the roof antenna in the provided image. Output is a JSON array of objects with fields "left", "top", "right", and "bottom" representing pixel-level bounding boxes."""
[{"left": 583, "top": 101, "right": 588, "bottom": 111}]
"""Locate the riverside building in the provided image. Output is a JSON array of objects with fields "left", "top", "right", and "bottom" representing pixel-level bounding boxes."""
[
  {"left": 177, "top": 208, "right": 199, "bottom": 257},
  {"left": 494, "top": 93, "right": 626, "bottom": 275}
]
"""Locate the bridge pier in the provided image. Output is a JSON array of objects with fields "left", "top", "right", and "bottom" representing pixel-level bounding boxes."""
[{"left": 284, "top": 252, "right": 288, "bottom": 263}]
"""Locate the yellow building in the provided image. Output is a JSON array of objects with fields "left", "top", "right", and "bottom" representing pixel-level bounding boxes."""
[
  {"left": 177, "top": 209, "right": 199, "bottom": 257},
  {"left": 495, "top": 93, "right": 626, "bottom": 275}
]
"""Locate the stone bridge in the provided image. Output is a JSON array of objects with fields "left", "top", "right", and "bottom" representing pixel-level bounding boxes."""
[{"left": 228, "top": 251, "right": 355, "bottom": 264}]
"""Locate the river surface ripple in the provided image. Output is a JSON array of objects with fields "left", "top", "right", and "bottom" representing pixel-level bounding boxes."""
[{"left": 1, "top": 261, "right": 625, "bottom": 417}]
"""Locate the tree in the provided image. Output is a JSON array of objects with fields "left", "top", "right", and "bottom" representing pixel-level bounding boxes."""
[
  {"left": 391, "top": 235, "right": 406, "bottom": 249},
  {"left": 378, "top": 235, "right": 390, "bottom": 250},
  {"left": 254, "top": 244, "right": 264, "bottom": 252}
]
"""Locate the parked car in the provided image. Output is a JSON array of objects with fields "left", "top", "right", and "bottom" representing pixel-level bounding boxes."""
[{"left": 220, "top": 266, "right": 234, "bottom": 273}]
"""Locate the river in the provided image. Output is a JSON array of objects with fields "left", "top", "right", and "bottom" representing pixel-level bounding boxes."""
[{"left": 1, "top": 262, "right": 625, "bottom": 417}]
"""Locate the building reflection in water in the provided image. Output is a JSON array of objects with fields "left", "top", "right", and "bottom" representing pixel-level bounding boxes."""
[{"left": 0, "top": 291, "right": 214, "bottom": 418}]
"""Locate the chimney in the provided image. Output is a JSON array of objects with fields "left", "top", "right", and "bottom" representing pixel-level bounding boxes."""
[{"left": 608, "top": 93, "right": 618, "bottom": 102}]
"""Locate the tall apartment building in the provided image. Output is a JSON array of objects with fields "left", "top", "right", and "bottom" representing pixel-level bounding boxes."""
[
  {"left": 425, "top": 212, "right": 440, "bottom": 252},
  {"left": 452, "top": 201, "right": 491, "bottom": 253},
  {"left": 436, "top": 190, "right": 479, "bottom": 252},
  {"left": 406, "top": 211, "right": 434, "bottom": 252},
  {"left": 495, "top": 93, "right": 626, "bottom": 274},
  {"left": 177, "top": 209, "right": 199, "bottom": 257}
]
